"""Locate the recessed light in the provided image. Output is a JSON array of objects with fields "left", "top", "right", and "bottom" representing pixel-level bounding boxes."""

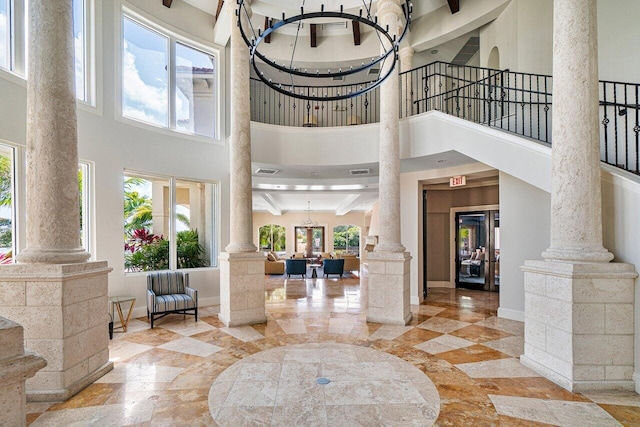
[
  {"left": 431, "top": 49, "right": 438, "bottom": 54},
  {"left": 437, "top": 159, "right": 447, "bottom": 163}
]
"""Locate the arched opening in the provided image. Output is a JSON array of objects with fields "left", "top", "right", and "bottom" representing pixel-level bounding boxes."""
[{"left": 487, "top": 46, "right": 500, "bottom": 69}]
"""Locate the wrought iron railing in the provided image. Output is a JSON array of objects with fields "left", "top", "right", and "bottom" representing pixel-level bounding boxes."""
[{"left": 249, "top": 62, "right": 640, "bottom": 176}]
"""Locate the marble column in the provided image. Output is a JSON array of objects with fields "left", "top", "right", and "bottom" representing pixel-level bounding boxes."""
[
  {"left": 399, "top": 46, "right": 414, "bottom": 117},
  {"left": 0, "top": 318, "right": 46, "bottom": 427},
  {"left": 367, "top": 0, "right": 412, "bottom": 325},
  {"left": 521, "top": 0, "right": 638, "bottom": 392},
  {"left": 0, "top": 0, "right": 112, "bottom": 401},
  {"left": 219, "top": 0, "right": 266, "bottom": 327}
]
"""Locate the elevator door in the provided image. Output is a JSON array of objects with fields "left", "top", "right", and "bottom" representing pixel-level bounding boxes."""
[{"left": 455, "top": 210, "right": 500, "bottom": 291}]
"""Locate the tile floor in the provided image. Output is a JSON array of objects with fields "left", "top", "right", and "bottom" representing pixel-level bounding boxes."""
[{"left": 26, "top": 272, "right": 640, "bottom": 426}]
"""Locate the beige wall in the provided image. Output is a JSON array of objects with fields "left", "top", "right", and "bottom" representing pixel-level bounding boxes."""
[
  {"left": 253, "top": 211, "right": 366, "bottom": 257},
  {"left": 425, "top": 185, "right": 499, "bottom": 283}
]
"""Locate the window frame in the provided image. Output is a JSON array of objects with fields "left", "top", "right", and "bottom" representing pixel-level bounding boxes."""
[
  {"left": 123, "top": 170, "right": 220, "bottom": 273},
  {"left": 118, "top": 5, "right": 222, "bottom": 141}
]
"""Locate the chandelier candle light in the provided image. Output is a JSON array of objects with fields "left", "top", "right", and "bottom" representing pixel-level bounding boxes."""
[{"left": 237, "top": 0, "right": 412, "bottom": 101}]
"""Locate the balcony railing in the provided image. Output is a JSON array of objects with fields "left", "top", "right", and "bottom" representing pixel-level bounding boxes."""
[{"left": 249, "top": 62, "right": 640, "bottom": 176}]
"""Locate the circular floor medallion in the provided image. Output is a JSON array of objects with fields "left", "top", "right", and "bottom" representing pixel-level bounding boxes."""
[{"left": 208, "top": 343, "right": 440, "bottom": 426}]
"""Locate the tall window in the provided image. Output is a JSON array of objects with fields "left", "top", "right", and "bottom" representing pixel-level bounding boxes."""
[
  {"left": 78, "top": 162, "right": 90, "bottom": 252},
  {"left": 0, "top": 0, "right": 91, "bottom": 103},
  {"left": 333, "top": 225, "right": 360, "bottom": 255},
  {"left": 122, "top": 13, "right": 217, "bottom": 138},
  {"left": 295, "top": 226, "right": 324, "bottom": 255},
  {"left": 0, "top": 0, "right": 9, "bottom": 70},
  {"left": 124, "top": 172, "right": 217, "bottom": 272},
  {"left": 0, "top": 143, "right": 14, "bottom": 264},
  {"left": 259, "top": 224, "right": 286, "bottom": 252}
]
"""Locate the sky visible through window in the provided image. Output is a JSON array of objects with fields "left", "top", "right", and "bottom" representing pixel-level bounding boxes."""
[
  {"left": 73, "top": 0, "right": 85, "bottom": 101},
  {"left": 123, "top": 17, "right": 169, "bottom": 127},
  {"left": 0, "top": 0, "right": 9, "bottom": 70}
]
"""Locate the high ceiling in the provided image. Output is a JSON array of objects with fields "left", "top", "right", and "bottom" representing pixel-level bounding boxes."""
[{"left": 175, "top": 0, "right": 479, "bottom": 216}]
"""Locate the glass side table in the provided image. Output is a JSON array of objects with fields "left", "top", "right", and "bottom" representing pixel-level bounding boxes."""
[{"left": 108, "top": 296, "right": 136, "bottom": 334}]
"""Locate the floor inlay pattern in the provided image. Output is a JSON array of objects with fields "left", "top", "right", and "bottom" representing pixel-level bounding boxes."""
[
  {"left": 208, "top": 343, "right": 440, "bottom": 426},
  {"left": 26, "top": 275, "right": 640, "bottom": 426}
]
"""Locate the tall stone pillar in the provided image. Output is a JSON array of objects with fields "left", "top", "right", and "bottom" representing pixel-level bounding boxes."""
[
  {"left": 399, "top": 46, "right": 414, "bottom": 117},
  {"left": 367, "top": 0, "right": 412, "bottom": 325},
  {"left": 0, "top": 0, "right": 112, "bottom": 401},
  {"left": 219, "top": 0, "right": 266, "bottom": 327},
  {"left": 521, "top": 0, "right": 637, "bottom": 392}
]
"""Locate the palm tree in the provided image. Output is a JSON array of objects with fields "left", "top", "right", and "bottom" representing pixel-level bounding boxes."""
[{"left": 124, "top": 177, "right": 152, "bottom": 236}]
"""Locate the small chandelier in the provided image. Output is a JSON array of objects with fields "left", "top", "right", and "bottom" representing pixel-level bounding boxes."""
[
  {"left": 300, "top": 201, "right": 319, "bottom": 227},
  {"left": 237, "top": 0, "right": 412, "bottom": 102}
]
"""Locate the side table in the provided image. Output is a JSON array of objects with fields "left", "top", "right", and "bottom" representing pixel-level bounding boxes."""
[
  {"left": 309, "top": 263, "right": 322, "bottom": 278},
  {"left": 108, "top": 296, "right": 136, "bottom": 334}
]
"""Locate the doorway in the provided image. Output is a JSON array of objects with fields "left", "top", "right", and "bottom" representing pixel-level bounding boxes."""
[{"left": 455, "top": 210, "right": 500, "bottom": 291}]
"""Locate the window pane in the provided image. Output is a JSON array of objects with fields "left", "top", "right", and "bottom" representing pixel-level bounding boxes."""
[
  {"left": 124, "top": 174, "right": 170, "bottom": 271},
  {"left": 78, "top": 163, "right": 88, "bottom": 251},
  {"left": 122, "top": 17, "right": 168, "bottom": 127},
  {"left": 0, "top": 0, "right": 9, "bottom": 70},
  {"left": 73, "top": 0, "right": 86, "bottom": 101},
  {"left": 333, "top": 224, "right": 360, "bottom": 255},
  {"left": 259, "top": 224, "right": 285, "bottom": 252},
  {"left": 175, "top": 43, "right": 215, "bottom": 137},
  {"left": 175, "top": 179, "right": 213, "bottom": 269},
  {"left": 0, "top": 144, "right": 14, "bottom": 264}
]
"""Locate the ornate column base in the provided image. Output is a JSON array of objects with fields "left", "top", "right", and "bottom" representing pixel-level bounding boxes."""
[
  {"left": 0, "top": 261, "right": 113, "bottom": 401},
  {"left": 219, "top": 252, "right": 267, "bottom": 327},
  {"left": 367, "top": 251, "right": 413, "bottom": 325},
  {"left": 0, "top": 317, "right": 46, "bottom": 426},
  {"left": 521, "top": 260, "right": 638, "bottom": 392}
]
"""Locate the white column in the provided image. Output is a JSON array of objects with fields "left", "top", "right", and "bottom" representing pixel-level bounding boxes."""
[
  {"left": 541, "top": 0, "right": 612, "bottom": 263},
  {"left": 367, "top": 0, "right": 412, "bottom": 326},
  {"left": 521, "top": 0, "right": 637, "bottom": 392},
  {"left": 219, "top": 1, "right": 266, "bottom": 327},
  {"left": 227, "top": 0, "right": 257, "bottom": 254},
  {"left": 399, "top": 45, "right": 414, "bottom": 117},
  {"left": 17, "top": 0, "right": 89, "bottom": 264}
]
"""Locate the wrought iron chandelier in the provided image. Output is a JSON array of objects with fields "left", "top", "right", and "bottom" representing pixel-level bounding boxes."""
[{"left": 237, "top": 0, "right": 412, "bottom": 101}]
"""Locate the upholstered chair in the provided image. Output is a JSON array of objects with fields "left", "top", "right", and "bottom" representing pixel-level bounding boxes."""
[{"left": 146, "top": 271, "right": 198, "bottom": 328}]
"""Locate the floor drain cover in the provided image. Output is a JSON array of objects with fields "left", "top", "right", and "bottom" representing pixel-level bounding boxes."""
[{"left": 316, "top": 377, "right": 330, "bottom": 385}]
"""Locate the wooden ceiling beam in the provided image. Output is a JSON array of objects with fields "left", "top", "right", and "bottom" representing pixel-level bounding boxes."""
[
  {"left": 264, "top": 17, "right": 271, "bottom": 43},
  {"left": 162, "top": 0, "right": 173, "bottom": 8},
  {"left": 352, "top": 20, "right": 361, "bottom": 46},
  {"left": 447, "top": 0, "right": 460, "bottom": 14},
  {"left": 310, "top": 23, "right": 317, "bottom": 48},
  {"left": 215, "top": 0, "right": 225, "bottom": 22}
]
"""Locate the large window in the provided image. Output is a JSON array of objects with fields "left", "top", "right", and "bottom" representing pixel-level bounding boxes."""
[
  {"left": 333, "top": 225, "right": 360, "bottom": 256},
  {"left": 259, "top": 224, "right": 286, "bottom": 252},
  {"left": 122, "top": 13, "right": 217, "bottom": 138},
  {"left": 0, "top": 0, "right": 91, "bottom": 103},
  {"left": 124, "top": 172, "right": 217, "bottom": 272},
  {"left": 0, "top": 143, "right": 14, "bottom": 264},
  {"left": 295, "top": 226, "right": 324, "bottom": 256}
]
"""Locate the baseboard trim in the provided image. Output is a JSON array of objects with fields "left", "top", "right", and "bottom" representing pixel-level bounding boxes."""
[
  {"left": 427, "top": 281, "right": 454, "bottom": 288},
  {"left": 498, "top": 307, "right": 524, "bottom": 322}
]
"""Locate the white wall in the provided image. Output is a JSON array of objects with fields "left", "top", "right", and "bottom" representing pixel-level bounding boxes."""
[
  {"left": 498, "top": 172, "right": 550, "bottom": 321},
  {"left": 597, "top": 0, "right": 640, "bottom": 82}
]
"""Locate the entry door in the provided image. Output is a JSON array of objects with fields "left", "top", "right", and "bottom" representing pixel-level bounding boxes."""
[{"left": 455, "top": 210, "right": 500, "bottom": 291}]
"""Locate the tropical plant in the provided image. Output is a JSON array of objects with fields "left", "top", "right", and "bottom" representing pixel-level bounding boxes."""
[
  {"left": 259, "top": 224, "right": 286, "bottom": 251},
  {"left": 123, "top": 177, "right": 153, "bottom": 237},
  {"left": 124, "top": 229, "right": 207, "bottom": 271},
  {"left": 177, "top": 229, "right": 208, "bottom": 268}
]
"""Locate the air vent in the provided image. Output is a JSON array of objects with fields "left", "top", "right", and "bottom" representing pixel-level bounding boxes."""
[
  {"left": 332, "top": 76, "right": 344, "bottom": 81},
  {"left": 350, "top": 168, "right": 370, "bottom": 176},
  {"left": 368, "top": 68, "right": 380, "bottom": 75},
  {"left": 255, "top": 168, "right": 280, "bottom": 175}
]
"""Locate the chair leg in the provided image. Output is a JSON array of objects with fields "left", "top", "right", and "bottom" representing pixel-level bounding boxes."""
[
  {"left": 195, "top": 307, "right": 198, "bottom": 322},
  {"left": 150, "top": 314, "right": 154, "bottom": 329}
]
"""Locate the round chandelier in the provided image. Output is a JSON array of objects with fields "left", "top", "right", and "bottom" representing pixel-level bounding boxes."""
[{"left": 237, "top": 0, "right": 412, "bottom": 101}]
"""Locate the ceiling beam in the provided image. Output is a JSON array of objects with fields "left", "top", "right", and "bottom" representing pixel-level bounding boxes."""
[
  {"left": 261, "top": 193, "right": 282, "bottom": 216},
  {"left": 447, "top": 0, "right": 460, "bottom": 14},
  {"left": 264, "top": 17, "right": 271, "bottom": 43},
  {"left": 310, "top": 24, "right": 317, "bottom": 48},
  {"left": 215, "top": 0, "right": 225, "bottom": 22},
  {"left": 162, "top": 0, "right": 173, "bottom": 8},
  {"left": 212, "top": 0, "right": 232, "bottom": 45},
  {"left": 352, "top": 20, "right": 361, "bottom": 46},
  {"left": 335, "top": 194, "right": 376, "bottom": 216}
]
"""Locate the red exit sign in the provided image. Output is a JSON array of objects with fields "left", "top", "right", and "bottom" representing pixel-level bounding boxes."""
[{"left": 450, "top": 175, "right": 466, "bottom": 187}]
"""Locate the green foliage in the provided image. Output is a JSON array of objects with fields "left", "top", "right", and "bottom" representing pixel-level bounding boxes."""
[
  {"left": 259, "top": 224, "right": 286, "bottom": 251},
  {"left": 123, "top": 177, "right": 153, "bottom": 237},
  {"left": 333, "top": 225, "right": 360, "bottom": 251},
  {"left": 124, "top": 229, "right": 207, "bottom": 271}
]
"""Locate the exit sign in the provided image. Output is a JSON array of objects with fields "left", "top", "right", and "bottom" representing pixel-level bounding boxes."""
[{"left": 450, "top": 175, "right": 466, "bottom": 187}]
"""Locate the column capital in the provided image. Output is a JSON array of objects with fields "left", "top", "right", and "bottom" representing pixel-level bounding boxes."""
[{"left": 376, "top": 0, "right": 403, "bottom": 27}]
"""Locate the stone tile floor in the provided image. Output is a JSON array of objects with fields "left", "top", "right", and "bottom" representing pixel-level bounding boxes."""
[{"left": 26, "top": 273, "right": 640, "bottom": 426}]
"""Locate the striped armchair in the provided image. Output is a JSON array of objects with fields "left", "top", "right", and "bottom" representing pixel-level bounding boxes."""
[{"left": 147, "top": 272, "right": 198, "bottom": 328}]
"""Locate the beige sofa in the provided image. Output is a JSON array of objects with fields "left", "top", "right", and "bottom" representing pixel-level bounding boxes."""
[
  {"left": 265, "top": 252, "right": 285, "bottom": 274},
  {"left": 337, "top": 254, "right": 360, "bottom": 272}
]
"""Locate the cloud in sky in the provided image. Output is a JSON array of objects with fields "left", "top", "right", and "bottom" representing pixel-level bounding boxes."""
[{"left": 122, "top": 39, "right": 168, "bottom": 127}]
